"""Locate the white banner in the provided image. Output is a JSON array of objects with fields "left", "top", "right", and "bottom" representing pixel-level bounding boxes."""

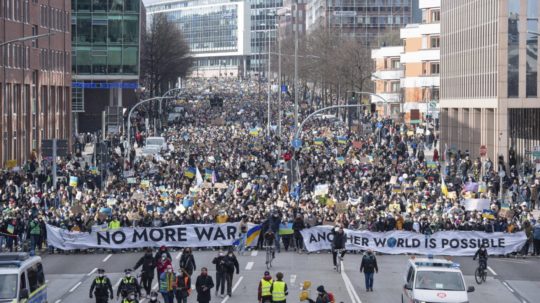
[
  {"left": 46, "top": 223, "right": 261, "bottom": 250},
  {"left": 300, "top": 226, "right": 527, "bottom": 256}
]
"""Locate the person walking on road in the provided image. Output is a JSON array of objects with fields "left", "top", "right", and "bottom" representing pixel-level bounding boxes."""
[
  {"left": 133, "top": 248, "right": 157, "bottom": 297},
  {"left": 159, "top": 264, "right": 177, "bottom": 303},
  {"left": 331, "top": 225, "right": 346, "bottom": 271},
  {"left": 195, "top": 267, "right": 214, "bottom": 303},
  {"left": 258, "top": 271, "right": 273, "bottom": 303},
  {"left": 175, "top": 268, "right": 191, "bottom": 303},
  {"left": 212, "top": 250, "right": 227, "bottom": 298},
  {"left": 117, "top": 269, "right": 141, "bottom": 300},
  {"left": 533, "top": 219, "right": 540, "bottom": 255},
  {"left": 122, "top": 291, "right": 139, "bottom": 303},
  {"left": 307, "top": 285, "right": 330, "bottom": 303},
  {"left": 270, "top": 272, "right": 288, "bottom": 303},
  {"left": 179, "top": 247, "right": 196, "bottom": 276},
  {"left": 89, "top": 268, "right": 114, "bottom": 303},
  {"left": 360, "top": 249, "right": 378, "bottom": 292},
  {"left": 223, "top": 248, "right": 240, "bottom": 297},
  {"left": 157, "top": 250, "right": 173, "bottom": 279}
]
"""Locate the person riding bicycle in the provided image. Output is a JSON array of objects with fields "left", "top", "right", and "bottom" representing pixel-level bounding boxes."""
[
  {"left": 473, "top": 244, "right": 488, "bottom": 270},
  {"left": 263, "top": 230, "right": 275, "bottom": 258},
  {"left": 331, "top": 225, "right": 346, "bottom": 271}
]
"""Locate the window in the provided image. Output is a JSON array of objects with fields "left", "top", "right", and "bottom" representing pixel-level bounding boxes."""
[
  {"left": 390, "top": 59, "right": 400, "bottom": 69},
  {"left": 430, "top": 9, "right": 440, "bottom": 22},
  {"left": 20, "top": 272, "right": 27, "bottom": 291},
  {"left": 27, "top": 264, "right": 44, "bottom": 293},
  {"left": 430, "top": 36, "right": 440, "bottom": 48},
  {"left": 390, "top": 81, "right": 400, "bottom": 92},
  {"left": 32, "top": 25, "right": 38, "bottom": 48},
  {"left": 430, "top": 62, "right": 440, "bottom": 75},
  {"left": 406, "top": 267, "right": 414, "bottom": 289}
]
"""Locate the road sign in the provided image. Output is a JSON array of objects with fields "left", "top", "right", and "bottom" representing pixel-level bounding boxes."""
[
  {"left": 429, "top": 101, "right": 437, "bottom": 109},
  {"left": 292, "top": 139, "right": 302, "bottom": 149},
  {"left": 376, "top": 122, "right": 383, "bottom": 129},
  {"left": 281, "top": 84, "right": 287, "bottom": 93},
  {"left": 480, "top": 145, "right": 487, "bottom": 157},
  {"left": 42, "top": 139, "right": 68, "bottom": 157}
]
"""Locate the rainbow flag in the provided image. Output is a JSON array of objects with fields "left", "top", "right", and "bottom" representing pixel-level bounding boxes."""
[
  {"left": 336, "top": 156, "right": 345, "bottom": 165},
  {"left": 313, "top": 138, "right": 324, "bottom": 145},
  {"left": 337, "top": 136, "right": 348, "bottom": 144},
  {"left": 184, "top": 167, "right": 196, "bottom": 179}
]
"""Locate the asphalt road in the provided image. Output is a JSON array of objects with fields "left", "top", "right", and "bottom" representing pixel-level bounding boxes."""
[{"left": 41, "top": 249, "right": 540, "bottom": 303}]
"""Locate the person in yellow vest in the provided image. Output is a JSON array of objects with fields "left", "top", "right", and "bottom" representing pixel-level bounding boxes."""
[
  {"left": 89, "top": 268, "right": 114, "bottom": 303},
  {"left": 270, "top": 272, "right": 288, "bottom": 303},
  {"left": 122, "top": 291, "right": 139, "bottom": 303},
  {"left": 108, "top": 216, "right": 121, "bottom": 229},
  {"left": 257, "top": 271, "right": 273, "bottom": 303}
]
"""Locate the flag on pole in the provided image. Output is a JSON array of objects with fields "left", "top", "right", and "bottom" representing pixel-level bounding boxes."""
[
  {"left": 195, "top": 167, "right": 204, "bottom": 187},
  {"left": 336, "top": 156, "right": 345, "bottom": 165},
  {"left": 211, "top": 170, "right": 218, "bottom": 184},
  {"left": 184, "top": 167, "right": 196, "bottom": 179},
  {"left": 313, "top": 138, "right": 324, "bottom": 145},
  {"left": 441, "top": 176, "right": 448, "bottom": 197}
]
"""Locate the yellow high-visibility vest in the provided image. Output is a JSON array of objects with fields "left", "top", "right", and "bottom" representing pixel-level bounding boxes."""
[
  {"left": 261, "top": 279, "right": 273, "bottom": 297},
  {"left": 272, "top": 281, "right": 286, "bottom": 301}
]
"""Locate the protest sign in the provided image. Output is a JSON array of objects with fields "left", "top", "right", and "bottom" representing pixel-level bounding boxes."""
[
  {"left": 300, "top": 226, "right": 526, "bottom": 256},
  {"left": 461, "top": 199, "right": 491, "bottom": 211},
  {"left": 46, "top": 223, "right": 260, "bottom": 250},
  {"left": 314, "top": 184, "right": 329, "bottom": 196}
]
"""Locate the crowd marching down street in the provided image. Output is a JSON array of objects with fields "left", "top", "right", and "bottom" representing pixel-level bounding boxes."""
[{"left": 1, "top": 78, "right": 540, "bottom": 302}]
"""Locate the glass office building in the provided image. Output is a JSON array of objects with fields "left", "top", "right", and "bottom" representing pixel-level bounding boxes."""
[
  {"left": 147, "top": 0, "right": 250, "bottom": 78},
  {"left": 249, "top": 0, "right": 283, "bottom": 77},
  {"left": 71, "top": 0, "right": 142, "bottom": 132}
]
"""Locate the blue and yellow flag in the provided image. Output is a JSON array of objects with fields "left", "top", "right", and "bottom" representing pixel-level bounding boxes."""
[
  {"left": 205, "top": 168, "right": 214, "bottom": 181},
  {"left": 279, "top": 223, "right": 294, "bottom": 235},
  {"left": 336, "top": 156, "right": 345, "bottom": 165},
  {"left": 184, "top": 167, "right": 196, "bottom": 179},
  {"left": 392, "top": 184, "right": 402, "bottom": 193},
  {"left": 337, "top": 136, "right": 348, "bottom": 144},
  {"left": 249, "top": 128, "right": 260, "bottom": 136},
  {"left": 313, "top": 137, "right": 324, "bottom": 145}
]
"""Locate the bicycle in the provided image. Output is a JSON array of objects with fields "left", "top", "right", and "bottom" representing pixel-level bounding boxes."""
[
  {"left": 264, "top": 245, "right": 274, "bottom": 270},
  {"left": 335, "top": 248, "right": 345, "bottom": 273},
  {"left": 474, "top": 261, "right": 487, "bottom": 284}
]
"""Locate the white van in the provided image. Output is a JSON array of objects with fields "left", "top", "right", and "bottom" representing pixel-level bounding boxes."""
[
  {"left": 402, "top": 257, "right": 474, "bottom": 303},
  {"left": 0, "top": 253, "right": 47, "bottom": 302}
]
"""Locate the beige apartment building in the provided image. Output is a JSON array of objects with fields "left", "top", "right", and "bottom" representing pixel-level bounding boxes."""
[
  {"left": 440, "top": 0, "right": 539, "bottom": 165},
  {"left": 371, "top": 46, "right": 404, "bottom": 118},
  {"left": 400, "top": 0, "right": 440, "bottom": 123}
]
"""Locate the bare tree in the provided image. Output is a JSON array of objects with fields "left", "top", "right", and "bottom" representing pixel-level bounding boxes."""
[{"left": 141, "top": 13, "right": 193, "bottom": 96}]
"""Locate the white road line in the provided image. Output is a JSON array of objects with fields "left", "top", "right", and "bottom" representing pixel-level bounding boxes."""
[
  {"left": 69, "top": 281, "right": 82, "bottom": 293},
  {"left": 502, "top": 281, "right": 514, "bottom": 293},
  {"left": 176, "top": 252, "right": 182, "bottom": 260},
  {"left": 45, "top": 280, "right": 49, "bottom": 284},
  {"left": 245, "top": 261, "right": 254, "bottom": 270},
  {"left": 114, "top": 278, "right": 122, "bottom": 288},
  {"left": 251, "top": 250, "right": 258, "bottom": 257},
  {"left": 87, "top": 268, "right": 98, "bottom": 276},
  {"left": 220, "top": 276, "right": 244, "bottom": 303},
  {"left": 290, "top": 274, "right": 297, "bottom": 284},
  {"left": 152, "top": 283, "right": 158, "bottom": 290},
  {"left": 340, "top": 262, "right": 361, "bottom": 303},
  {"left": 54, "top": 300, "right": 62, "bottom": 303},
  {"left": 487, "top": 266, "right": 497, "bottom": 276},
  {"left": 102, "top": 254, "right": 112, "bottom": 262}
]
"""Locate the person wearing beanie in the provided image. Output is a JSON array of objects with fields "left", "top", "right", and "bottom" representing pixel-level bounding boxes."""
[
  {"left": 307, "top": 285, "right": 330, "bottom": 303},
  {"left": 257, "top": 271, "right": 273, "bottom": 303}
]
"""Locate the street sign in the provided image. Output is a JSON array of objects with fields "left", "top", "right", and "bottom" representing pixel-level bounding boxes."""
[
  {"left": 479, "top": 145, "right": 487, "bottom": 157},
  {"left": 376, "top": 122, "right": 383, "bottom": 129},
  {"left": 281, "top": 84, "right": 287, "bottom": 93},
  {"left": 292, "top": 139, "right": 302, "bottom": 149},
  {"left": 429, "top": 101, "right": 437, "bottom": 109},
  {"left": 42, "top": 139, "right": 68, "bottom": 157}
]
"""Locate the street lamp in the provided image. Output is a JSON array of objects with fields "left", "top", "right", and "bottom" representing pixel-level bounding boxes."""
[{"left": 0, "top": 33, "right": 54, "bottom": 47}]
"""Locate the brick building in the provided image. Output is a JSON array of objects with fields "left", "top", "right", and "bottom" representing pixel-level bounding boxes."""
[{"left": 0, "top": 0, "right": 72, "bottom": 167}]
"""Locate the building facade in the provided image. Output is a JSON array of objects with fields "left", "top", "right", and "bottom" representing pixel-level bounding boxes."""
[
  {"left": 146, "top": 0, "right": 251, "bottom": 78},
  {"left": 306, "top": 0, "right": 420, "bottom": 45},
  {"left": 1, "top": 0, "right": 72, "bottom": 167},
  {"left": 371, "top": 45, "right": 403, "bottom": 117},
  {"left": 440, "top": 0, "right": 539, "bottom": 165},
  {"left": 71, "top": 0, "right": 142, "bottom": 132},
  {"left": 400, "top": 0, "right": 439, "bottom": 122}
]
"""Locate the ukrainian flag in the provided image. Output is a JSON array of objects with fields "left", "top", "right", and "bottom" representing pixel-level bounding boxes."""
[
  {"left": 205, "top": 168, "right": 214, "bottom": 181},
  {"left": 279, "top": 223, "right": 294, "bottom": 236},
  {"left": 337, "top": 136, "right": 348, "bottom": 144},
  {"left": 245, "top": 225, "right": 262, "bottom": 246},
  {"left": 427, "top": 161, "right": 437, "bottom": 169},
  {"left": 441, "top": 177, "right": 448, "bottom": 197},
  {"left": 184, "top": 167, "right": 196, "bottom": 179},
  {"left": 313, "top": 138, "right": 324, "bottom": 145},
  {"left": 404, "top": 186, "right": 414, "bottom": 194},
  {"left": 392, "top": 184, "right": 402, "bottom": 193},
  {"left": 249, "top": 128, "right": 260, "bottom": 136},
  {"left": 336, "top": 156, "right": 345, "bottom": 165}
]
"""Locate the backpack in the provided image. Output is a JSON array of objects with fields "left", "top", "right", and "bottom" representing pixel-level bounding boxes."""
[{"left": 327, "top": 292, "right": 335, "bottom": 303}]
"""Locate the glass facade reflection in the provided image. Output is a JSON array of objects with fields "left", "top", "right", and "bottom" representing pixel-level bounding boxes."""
[
  {"left": 507, "top": 1, "right": 519, "bottom": 97},
  {"left": 527, "top": 0, "right": 538, "bottom": 97},
  {"left": 250, "top": 0, "right": 282, "bottom": 75},
  {"left": 71, "top": 0, "right": 140, "bottom": 75}
]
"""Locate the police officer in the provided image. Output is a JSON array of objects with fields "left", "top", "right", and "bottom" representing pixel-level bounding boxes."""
[
  {"left": 122, "top": 290, "right": 139, "bottom": 303},
  {"left": 270, "top": 272, "right": 288, "bottom": 303},
  {"left": 117, "top": 269, "right": 141, "bottom": 300},
  {"left": 89, "top": 269, "right": 113, "bottom": 303}
]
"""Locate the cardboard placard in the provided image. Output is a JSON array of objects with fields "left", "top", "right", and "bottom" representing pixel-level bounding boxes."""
[
  {"left": 447, "top": 191, "right": 457, "bottom": 200},
  {"left": 498, "top": 208, "right": 514, "bottom": 219},
  {"left": 389, "top": 176, "right": 398, "bottom": 184},
  {"left": 335, "top": 202, "right": 348, "bottom": 214},
  {"left": 71, "top": 204, "right": 84, "bottom": 215}
]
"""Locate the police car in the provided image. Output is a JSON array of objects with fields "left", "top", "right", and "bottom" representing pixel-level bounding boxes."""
[
  {"left": 402, "top": 256, "right": 474, "bottom": 303},
  {"left": 0, "top": 253, "right": 47, "bottom": 303}
]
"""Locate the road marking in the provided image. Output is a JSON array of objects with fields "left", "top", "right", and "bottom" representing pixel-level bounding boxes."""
[
  {"left": 54, "top": 300, "right": 61, "bottom": 303},
  {"left": 251, "top": 250, "right": 258, "bottom": 257},
  {"left": 87, "top": 268, "right": 98, "bottom": 276},
  {"left": 45, "top": 280, "right": 49, "bottom": 284},
  {"left": 69, "top": 281, "right": 82, "bottom": 293},
  {"left": 502, "top": 281, "right": 514, "bottom": 293},
  {"left": 102, "top": 254, "right": 112, "bottom": 262},
  {"left": 114, "top": 278, "right": 122, "bottom": 288},
  {"left": 487, "top": 266, "right": 497, "bottom": 276},
  {"left": 152, "top": 283, "right": 158, "bottom": 290},
  {"left": 176, "top": 251, "right": 182, "bottom": 260},
  {"left": 245, "top": 261, "right": 254, "bottom": 270},
  {"left": 340, "top": 262, "right": 361, "bottom": 303},
  {"left": 220, "top": 276, "right": 244, "bottom": 303},
  {"left": 290, "top": 274, "right": 297, "bottom": 283}
]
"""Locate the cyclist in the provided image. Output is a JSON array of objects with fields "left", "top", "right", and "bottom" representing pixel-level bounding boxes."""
[
  {"left": 331, "top": 225, "right": 346, "bottom": 271},
  {"left": 473, "top": 244, "right": 488, "bottom": 270},
  {"left": 263, "top": 230, "right": 276, "bottom": 259}
]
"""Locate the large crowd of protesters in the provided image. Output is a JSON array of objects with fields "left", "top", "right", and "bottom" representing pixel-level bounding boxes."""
[{"left": 1, "top": 78, "right": 540, "bottom": 257}]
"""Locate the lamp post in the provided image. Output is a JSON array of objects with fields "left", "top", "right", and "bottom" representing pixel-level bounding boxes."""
[
  {"left": 266, "top": 18, "right": 273, "bottom": 136},
  {"left": 294, "top": 0, "right": 299, "bottom": 129}
]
